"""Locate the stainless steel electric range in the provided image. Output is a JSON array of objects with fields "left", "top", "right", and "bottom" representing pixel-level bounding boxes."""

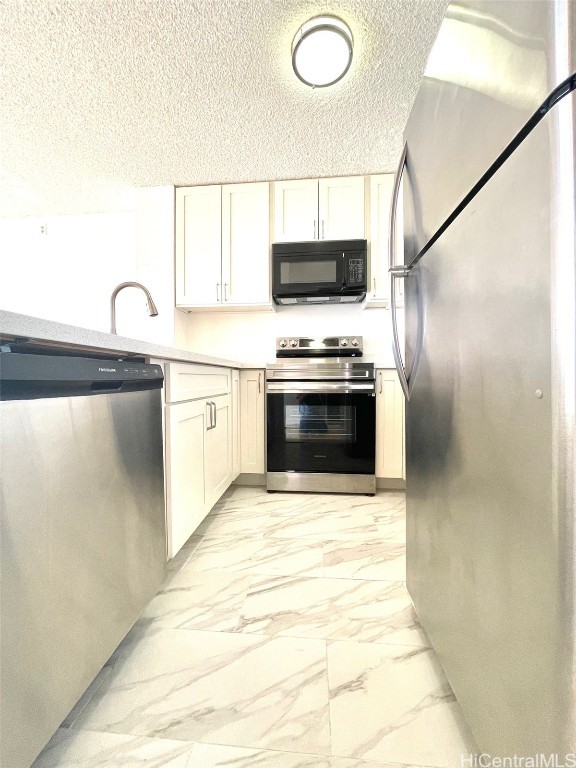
[{"left": 266, "top": 336, "right": 376, "bottom": 495}]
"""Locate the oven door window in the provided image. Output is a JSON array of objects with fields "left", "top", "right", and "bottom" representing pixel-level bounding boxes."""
[
  {"left": 285, "top": 403, "right": 355, "bottom": 443},
  {"left": 267, "top": 392, "right": 375, "bottom": 475}
]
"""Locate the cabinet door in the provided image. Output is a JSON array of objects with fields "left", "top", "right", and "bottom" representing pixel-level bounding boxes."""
[
  {"left": 318, "top": 176, "right": 365, "bottom": 240},
  {"left": 231, "top": 369, "right": 240, "bottom": 480},
  {"left": 221, "top": 182, "right": 270, "bottom": 306},
  {"left": 273, "top": 179, "right": 318, "bottom": 242},
  {"left": 165, "top": 399, "right": 208, "bottom": 558},
  {"left": 240, "top": 369, "right": 265, "bottom": 475},
  {"left": 176, "top": 186, "right": 222, "bottom": 307},
  {"left": 375, "top": 370, "right": 405, "bottom": 479},
  {"left": 205, "top": 394, "right": 233, "bottom": 510},
  {"left": 368, "top": 174, "right": 394, "bottom": 302}
]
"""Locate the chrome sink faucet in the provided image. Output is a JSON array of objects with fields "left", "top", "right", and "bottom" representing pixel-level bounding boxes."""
[{"left": 110, "top": 282, "right": 158, "bottom": 335}]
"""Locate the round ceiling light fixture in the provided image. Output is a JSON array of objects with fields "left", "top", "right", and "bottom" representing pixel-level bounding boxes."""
[{"left": 292, "top": 16, "right": 353, "bottom": 88}]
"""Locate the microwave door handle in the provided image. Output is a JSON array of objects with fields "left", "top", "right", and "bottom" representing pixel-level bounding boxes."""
[{"left": 342, "top": 252, "right": 346, "bottom": 290}]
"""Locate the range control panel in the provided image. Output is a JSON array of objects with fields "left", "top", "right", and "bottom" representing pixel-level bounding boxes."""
[{"left": 275, "top": 336, "right": 363, "bottom": 357}]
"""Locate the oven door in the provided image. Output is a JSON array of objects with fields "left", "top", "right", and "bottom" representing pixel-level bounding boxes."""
[{"left": 266, "top": 382, "right": 375, "bottom": 475}]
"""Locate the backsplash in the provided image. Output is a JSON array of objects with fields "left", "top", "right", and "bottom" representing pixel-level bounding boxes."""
[{"left": 180, "top": 303, "right": 402, "bottom": 366}]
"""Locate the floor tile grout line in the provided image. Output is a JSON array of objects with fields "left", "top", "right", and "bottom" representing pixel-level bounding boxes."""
[
  {"left": 55, "top": 723, "right": 450, "bottom": 768},
  {"left": 144, "top": 623, "right": 431, "bottom": 649},
  {"left": 165, "top": 568, "right": 409, "bottom": 589},
  {"left": 65, "top": 724, "right": 449, "bottom": 768}
]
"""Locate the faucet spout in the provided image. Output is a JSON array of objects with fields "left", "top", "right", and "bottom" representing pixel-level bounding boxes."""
[{"left": 110, "top": 282, "right": 159, "bottom": 335}]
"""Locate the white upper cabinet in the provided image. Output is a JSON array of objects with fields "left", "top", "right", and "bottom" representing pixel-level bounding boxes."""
[
  {"left": 367, "top": 174, "right": 404, "bottom": 307},
  {"left": 318, "top": 176, "right": 366, "bottom": 240},
  {"left": 176, "top": 185, "right": 222, "bottom": 307},
  {"left": 222, "top": 182, "right": 270, "bottom": 306},
  {"left": 272, "top": 179, "right": 318, "bottom": 242},
  {"left": 176, "top": 182, "right": 271, "bottom": 310},
  {"left": 368, "top": 174, "right": 394, "bottom": 304},
  {"left": 273, "top": 176, "right": 365, "bottom": 243}
]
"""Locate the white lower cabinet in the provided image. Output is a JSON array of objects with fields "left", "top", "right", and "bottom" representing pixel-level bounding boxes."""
[
  {"left": 164, "top": 363, "right": 235, "bottom": 559},
  {"left": 165, "top": 398, "right": 208, "bottom": 558},
  {"left": 375, "top": 369, "right": 405, "bottom": 480},
  {"left": 240, "top": 369, "right": 265, "bottom": 475},
  {"left": 232, "top": 369, "right": 240, "bottom": 479}
]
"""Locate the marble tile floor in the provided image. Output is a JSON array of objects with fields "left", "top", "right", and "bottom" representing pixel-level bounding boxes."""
[{"left": 32, "top": 487, "right": 478, "bottom": 768}]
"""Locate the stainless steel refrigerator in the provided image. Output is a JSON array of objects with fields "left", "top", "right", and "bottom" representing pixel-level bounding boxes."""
[{"left": 389, "top": 0, "right": 575, "bottom": 756}]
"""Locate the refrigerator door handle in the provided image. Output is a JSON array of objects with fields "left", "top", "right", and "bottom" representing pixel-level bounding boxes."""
[
  {"left": 388, "top": 141, "right": 412, "bottom": 401},
  {"left": 389, "top": 265, "right": 412, "bottom": 400},
  {"left": 389, "top": 142, "right": 407, "bottom": 271}
]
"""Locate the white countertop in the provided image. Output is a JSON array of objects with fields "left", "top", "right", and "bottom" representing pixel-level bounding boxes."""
[
  {"left": 0, "top": 310, "right": 246, "bottom": 368},
  {"left": 0, "top": 310, "right": 397, "bottom": 370}
]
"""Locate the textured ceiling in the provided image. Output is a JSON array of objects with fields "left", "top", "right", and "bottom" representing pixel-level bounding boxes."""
[{"left": 0, "top": 0, "right": 448, "bottom": 217}]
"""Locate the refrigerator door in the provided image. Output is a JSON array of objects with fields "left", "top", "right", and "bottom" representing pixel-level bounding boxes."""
[
  {"left": 403, "top": 0, "right": 570, "bottom": 265},
  {"left": 404, "top": 85, "right": 575, "bottom": 754}
]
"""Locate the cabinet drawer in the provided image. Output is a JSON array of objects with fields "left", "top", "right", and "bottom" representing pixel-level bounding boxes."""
[{"left": 165, "top": 363, "right": 231, "bottom": 403}]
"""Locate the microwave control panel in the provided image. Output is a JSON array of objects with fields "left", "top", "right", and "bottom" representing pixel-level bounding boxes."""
[{"left": 347, "top": 258, "right": 365, "bottom": 285}]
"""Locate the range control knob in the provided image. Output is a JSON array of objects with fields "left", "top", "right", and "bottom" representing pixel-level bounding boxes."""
[
  {"left": 340, "top": 338, "right": 349, "bottom": 347},
  {"left": 289, "top": 339, "right": 298, "bottom": 348},
  {"left": 351, "top": 338, "right": 359, "bottom": 347},
  {"left": 278, "top": 339, "right": 287, "bottom": 348}
]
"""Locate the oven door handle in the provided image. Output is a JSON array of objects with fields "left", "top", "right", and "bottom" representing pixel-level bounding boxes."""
[{"left": 266, "top": 382, "right": 375, "bottom": 394}]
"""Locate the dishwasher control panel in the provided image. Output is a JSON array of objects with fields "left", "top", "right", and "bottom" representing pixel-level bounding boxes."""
[{"left": 0, "top": 353, "right": 163, "bottom": 400}]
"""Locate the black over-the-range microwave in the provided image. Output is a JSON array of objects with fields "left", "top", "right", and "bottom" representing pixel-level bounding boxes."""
[{"left": 272, "top": 239, "right": 367, "bottom": 305}]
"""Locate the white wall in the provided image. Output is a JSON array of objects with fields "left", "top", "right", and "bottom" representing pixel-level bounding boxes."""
[
  {"left": 118, "top": 186, "right": 176, "bottom": 344},
  {"left": 0, "top": 185, "right": 200, "bottom": 348},
  {"left": 124, "top": 186, "right": 197, "bottom": 347},
  {"left": 0, "top": 208, "right": 137, "bottom": 332},
  {"left": 182, "top": 304, "right": 399, "bottom": 366}
]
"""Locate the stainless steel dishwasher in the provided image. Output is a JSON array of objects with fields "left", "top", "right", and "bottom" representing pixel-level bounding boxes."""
[{"left": 0, "top": 352, "right": 166, "bottom": 768}]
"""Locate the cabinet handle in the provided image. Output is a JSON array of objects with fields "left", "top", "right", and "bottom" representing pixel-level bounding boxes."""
[
  {"left": 216, "top": 283, "right": 221, "bottom": 302},
  {"left": 313, "top": 220, "right": 316, "bottom": 239},
  {"left": 224, "top": 283, "right": 228, "bottom": 302},
  {"left": 373, "top": 277, "right": 377, "bottom": 295},
  {"left": 206, "top": 401, "right": 213, "bottom": 430},
  {"left": 213, "top": 401, "right": 217, "bottom": 428},
  {"left": 258, "top": 372, "right": 261, "bottom": 393},
  {"left": 379, "top": 371, "right": 383, "bottom": 394},
  {"left": 207, "top": 401, "right": 217, "bottom": 430},
  {"left": 321, "top": 219, "right": 325, "bottom": 239}
]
